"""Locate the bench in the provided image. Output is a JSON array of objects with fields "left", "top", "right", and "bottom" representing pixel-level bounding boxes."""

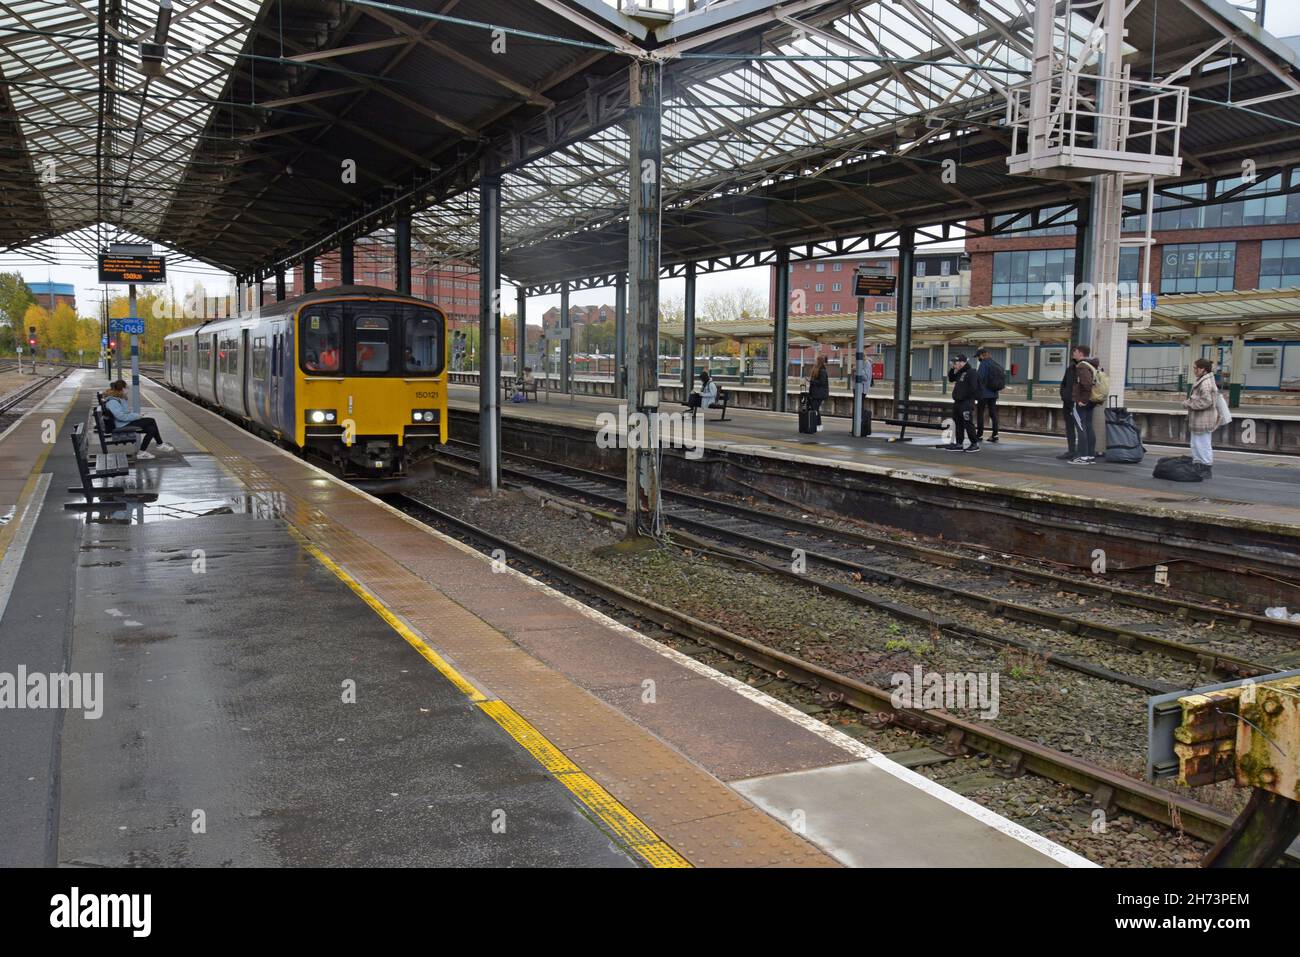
[
  {"left": 92, "top": 405, "right": 141, "bottom": 455},
  {"left": 885, "top": 399, "right": 951, "bottom": 441},
  {"left": 688, "top": 387, "right": 730, "bottom": 422},
  {"left": 65, "top": 423, "right": 131, "bottom": 507},
  {"left": 93, "top": 394, "right": 142, "bottom": 454}
]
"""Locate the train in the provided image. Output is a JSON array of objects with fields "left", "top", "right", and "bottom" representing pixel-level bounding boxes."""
[{"left": 163, "top": 285, "right": 448, "bottom": 478}]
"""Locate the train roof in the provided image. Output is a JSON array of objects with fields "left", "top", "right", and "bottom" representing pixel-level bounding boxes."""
[{"left": 164, "top": 285, "right": 445, "bottom": 340}]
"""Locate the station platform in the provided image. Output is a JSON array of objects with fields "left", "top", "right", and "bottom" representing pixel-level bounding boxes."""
[
  {"left": 451, "top": 385, "right": 1300, "bottom": 537},
  {"left": 0, "top": 371, "right": 1089, "bottom": 868}
]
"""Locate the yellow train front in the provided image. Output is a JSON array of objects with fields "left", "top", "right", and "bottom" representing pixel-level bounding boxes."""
[{"left": 164, "top": 285, "right": 448, "bottom": 479}]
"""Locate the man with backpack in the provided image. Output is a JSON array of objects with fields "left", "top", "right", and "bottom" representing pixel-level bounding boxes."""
[
  {"left": 1070, "top": 346, "right": 1109, "bottom": 465},
  {"left": 974, "top": 347, "right": 1004, "bottom": 443}
]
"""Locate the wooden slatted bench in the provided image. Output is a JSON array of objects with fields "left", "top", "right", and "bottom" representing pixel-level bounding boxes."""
[{"left": 92, "top": 402, "right": 141, "bottom": 455}]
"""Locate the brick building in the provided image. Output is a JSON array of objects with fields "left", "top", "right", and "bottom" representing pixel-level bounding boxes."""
[
  {"left": 540, "top": 303, "right": 616, "bottom": 350},
  {"left": 26, "top": 281, "right": 76, "bottom": 313},
  {"left": 965, "top": 186, "right": 1300, "bottom": 308},
  {"left": 769, "top": 249, "right": 971, "bottom": 320},
  {"left": 290, "top": 244, "right": 481, "bottom": 328}
]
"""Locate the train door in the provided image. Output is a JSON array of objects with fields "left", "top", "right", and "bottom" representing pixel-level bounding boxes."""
[
  {"left": 210, "top": 332, "right": 219, "bottom": 401},
  {"left": 270, "top": 328, "right": 282, "bottom": 434},
  {"left": 241, "top": 328, "right": 251, "bottom": 417}
]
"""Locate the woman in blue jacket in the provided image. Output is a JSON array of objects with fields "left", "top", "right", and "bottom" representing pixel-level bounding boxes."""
[{"left": 104, "top": 380, "right": 174, "bottom": 460}]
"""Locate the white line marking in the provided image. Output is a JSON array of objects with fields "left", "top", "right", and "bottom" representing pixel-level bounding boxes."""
[
  {"left": 153, "top": 381, "right": 1096, "bottom": 868},
  {"left": 0, "top": 472, "right": 52, "bottom": 623}
]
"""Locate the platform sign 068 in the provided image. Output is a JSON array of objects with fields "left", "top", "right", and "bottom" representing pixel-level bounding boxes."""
[{"left": 98, "top": 254, "right": 166, "bottom": 284}]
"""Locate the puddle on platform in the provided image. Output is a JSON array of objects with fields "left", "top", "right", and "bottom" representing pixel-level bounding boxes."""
[{"left": 79, "top": 491, "right": 288, "bottom": 526}]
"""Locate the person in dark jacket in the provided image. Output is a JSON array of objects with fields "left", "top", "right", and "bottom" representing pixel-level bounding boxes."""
[
  {"left": 1070, "top": 346, "right": 1099, "bottom": 464},
  {"left": 806, "top": 355, "right": 830, "bottom": 432},
  {"left": 943, "top": 354, "right": 980, "bottom": 452},
  {"left": 974, "top": 347, "right": 1001, "bottom": 443},
  {"left": 1058, "top": 354, "right": 1079, "bottom": 460}
]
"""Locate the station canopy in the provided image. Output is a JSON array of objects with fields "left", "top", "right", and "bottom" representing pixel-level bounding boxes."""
[
  {"left": 4, "top": 0, "right": 1300, "bottom": 286},
  {"left": 658, "top": 287, "right": 1300, "bottom": 347}
]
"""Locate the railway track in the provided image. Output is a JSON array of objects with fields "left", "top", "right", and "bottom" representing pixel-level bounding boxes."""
[
  {"left": 435, "top": 441, "right": 1300, "bottom": 688},
  {"left": 0, "top": 368, "right": 70, "bottom": 417},
  {"left": 385, "top": 487, "right": 1293, "bottom": 860}
]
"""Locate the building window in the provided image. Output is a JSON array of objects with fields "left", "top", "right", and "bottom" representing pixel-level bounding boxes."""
[
  {"left": 1260, "top": 238, "right": 1300, "bottom": 288},
  {"left": 874, "top": 302, "right": 887, "bottom": 312},
  {"left": 816, "top": 263, "right": 825, "bottom": 272},
  {"left": 815, "top": 283, "right": 824, "bottom": 292},
  {"left": 915, "top": 261, "right": 927, "bottom": 277},
  {"left": 990, "top": 248, "right": 1077, "bottom": 305},
  {"left": 1160, "top": 242, "right": 1236, "bottom": 294},
  {"left": 833, "top": 263, "right": 843, "bottom": 272},
  {"left": 941, "top": 260, "right": 952, "bottom": 276},
  {"left": 831, "top": 282, "right": 842, "bottom": 292},
  {"left": 814, "top": 302, "right": 824, "bottom": 313},
  {"left": 831, "top": 302, "right": 841, "bottom": 313}
]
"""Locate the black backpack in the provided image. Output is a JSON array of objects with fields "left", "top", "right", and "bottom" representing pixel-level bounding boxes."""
[{"left": 985, "top": 361, "right": 1006, "bottom": 392}]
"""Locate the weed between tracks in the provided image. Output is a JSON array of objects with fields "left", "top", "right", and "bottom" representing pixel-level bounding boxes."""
[{"left": 414, "top": 468, "right": 1236, "bottom": 867}]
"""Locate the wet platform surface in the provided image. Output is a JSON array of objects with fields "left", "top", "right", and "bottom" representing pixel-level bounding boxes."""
[
  {"left": 0, "top": 372, "right": 1090, "bottom": 868},
  {"left": 450, "top": 385, "right": 1300, "bottom": 533}
]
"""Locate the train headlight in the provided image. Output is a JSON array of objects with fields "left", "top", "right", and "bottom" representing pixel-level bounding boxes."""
[
  {"left": 412, "top": 410, "right": 437, "bottom": 423},
  {"left": 307, "top": 409, "right": 337, "bottom": 425}
]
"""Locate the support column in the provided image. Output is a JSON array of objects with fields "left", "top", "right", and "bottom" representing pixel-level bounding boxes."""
[
  {"left": 128, "top": 284, "right": 140, "bottom": 414},
  {"left": 274, "top": 267, "right": 286, "bottom": 302},
  {"left": 682, "top": 261, "right": 697, "bottom": 391},
  {"left": 478, "top": 160, "right": 502, "bottom": 492},
  {"left": 516, "top": 288, "right": 528, "bottom": 377},
  {"left": 340, "top": 239, "right": 354, "bottom": 286},
  {"left": 559, "top": 281, "right": 571, "bottom": 393},
  {"left": 302, "top": 255, "right": 315, "bottom": 294},
  {"left": 1229, "top": 332, "right": 1245, "bottom": 408},
  {"left": 772, "top": 248, "right": 790, "bottom": 412},
  {"left": 257, "top": 274, "right": 266, "bottom": 308},
  {"left": 894, "top": 229, "right": 916, "bottom": 415},
  {"left": 395, "top": 207, "right": 412, "bottom": 296},
  {"left": 615, "top": 273, "right": 627, "bottom": 399},
  {"left": 1072, "top": 201, "right": 1091, "bottom": 348},
  {"left": 625, "top": 61, "right": 663, "bottom": 538}
]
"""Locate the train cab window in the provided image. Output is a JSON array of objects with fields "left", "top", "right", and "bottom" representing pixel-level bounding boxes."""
[
  {"left": 301, "top": 311, "right": 341, "bottom": 374},
  {"left": 404, "top": 311, "right": 444, "bottom": 374},
  {"left": 353, "top": 315, "right": 391, "bottom": 373}
]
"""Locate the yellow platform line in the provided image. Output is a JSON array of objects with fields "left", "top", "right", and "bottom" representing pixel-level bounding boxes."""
[
  {"left": 0, "top": 395, "right": 76, "bottom": 565},
  {"left": 290, "top": 528, "right": 689, "bottom": 868}
]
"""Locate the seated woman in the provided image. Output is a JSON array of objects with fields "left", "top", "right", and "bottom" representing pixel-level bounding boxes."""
[
  {"left": 686, "top": 370, "right": 718, "bottom": 412},
  {"left": 103, "top": 380, "right": 175, "bottom": 460}
]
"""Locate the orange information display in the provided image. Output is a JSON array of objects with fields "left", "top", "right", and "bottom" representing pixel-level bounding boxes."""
[
  {"left": 98, "top": 254, "right": 166, "bottom": 284},
  {"left": 853, "top": 272, "right": 897, "bottom": 297}
]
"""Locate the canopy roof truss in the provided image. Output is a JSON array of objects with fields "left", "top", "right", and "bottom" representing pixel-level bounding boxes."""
[{"left": 3, "top": 0, "right": 1300, "bottom": 291}]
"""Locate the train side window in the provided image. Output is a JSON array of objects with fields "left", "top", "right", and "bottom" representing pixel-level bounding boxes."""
[
  {"left": 404, "top": 310, "right": 444, "bottom": 374},
  {"left": 353, "top": 315, "right": 391, "bottom": 373},
  {"left": 302, "top": 311, "right": 340, "bottom": 373},
  {"left": 272, "top": 333, "right": 281, "bottom": 377}
]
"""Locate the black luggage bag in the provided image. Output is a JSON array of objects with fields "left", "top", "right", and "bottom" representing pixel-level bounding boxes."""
[
  {"left": 798, "top": 395, "right": 818, "bottom": 435},
  {"left": 1103, "top": 396, "right": 1145, "bottom": 464},
  {"left": 1153, "top": 455, "right": 1203, "bottom": 482}
]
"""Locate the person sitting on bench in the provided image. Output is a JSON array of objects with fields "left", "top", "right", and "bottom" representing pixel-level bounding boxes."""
[
  {"left": 104, "top": 380, "right": 175, "bottom": 460},
  {"left": 686, "top": 369, "right": 718, "bottom": 413}
]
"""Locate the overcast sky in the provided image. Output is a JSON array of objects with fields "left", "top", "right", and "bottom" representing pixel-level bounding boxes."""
[{"left": 5, "top": 1, "right": 1300, "bottom": 323}]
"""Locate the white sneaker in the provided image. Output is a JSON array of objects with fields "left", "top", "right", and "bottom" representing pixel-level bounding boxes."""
[
  {"left": 136, "top": 450, "right": 156, "bottom": 460},
  {"left": 155, "top": 443, "right": 175, "bottom": 453}
]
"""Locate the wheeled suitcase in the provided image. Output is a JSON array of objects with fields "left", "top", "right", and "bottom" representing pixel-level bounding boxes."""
[{"left": 798, "top": 395, "right": 818, "bottom": 434}]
